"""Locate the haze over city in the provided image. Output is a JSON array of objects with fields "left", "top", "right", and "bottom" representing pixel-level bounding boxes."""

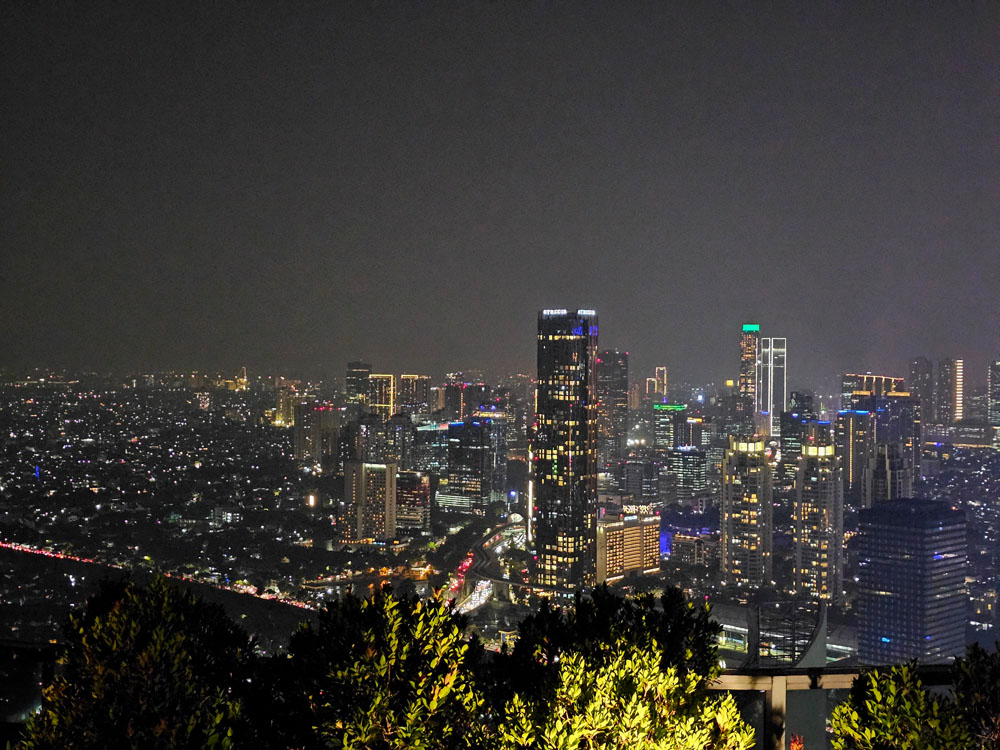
[{"left": 3, "top": 3, "right": 998, "bottom": 387}]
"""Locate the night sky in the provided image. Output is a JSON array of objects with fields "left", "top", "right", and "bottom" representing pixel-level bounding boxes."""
[{"left": 3, "top": 2, "right": 998, "bottom": 388}]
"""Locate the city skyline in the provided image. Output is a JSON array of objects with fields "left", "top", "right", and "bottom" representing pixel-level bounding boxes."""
[{"left": 3, "top": 3, "right": 998, "bottom": 385}]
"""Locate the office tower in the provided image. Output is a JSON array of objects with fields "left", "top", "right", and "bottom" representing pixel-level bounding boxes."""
[
  {"left": 652, "top": 403, "right": 686, "bottom": 451},
  {"left": 412, "top": 422, "right": 449, "bottom": 474},
  {"left": 367, "top": 374, "right": 396, "bottom": 422},
  {"left": 720, "top": 436, "right": 773, "bottom": 588},
  {"left": 596, "top": 350, "right": 629, "bottom": 469},
  {"left": 344, "top": 461, "right": 397, "bottom": 541},
  {"left": 399, "top": 374, "right": 431, "bottom": 413},
  {"left": 395, "top": 470, "right": 431, "bottom": 532},
  {"left": 738, "top": 324, "right": 760, "bottom": 428},
  {"left": 909, "top": 357, "right": 935, "bottom": 424},
  {"left": 645, "top": 377, "right": 660, "bottom": 397},
  {"left": 936, "top": 358, "right": 964, "bottom": 424},
  {"left": 793, "top": 429, "right": 844, "bottom": 602},
  {"left": 835, "top": 409, "right": 872, "bottom": 506},
  {"left": 620, "top": 459, "right": 659, "bottom": 501},
  {"left": 878, "top": 392, "right": 922, "bottom": 474},
  {"left": 779, "top": 413, "right": 826, "bottom": 484},
  {"left": 273, "top": 388, "right": 302, "bottom": 427},
  {"left": 676, "top": 416, "right": 705, "bottom": 448},
  {"left": 343, "top": 412, "right": 388, "bottom": 463},
  {"left": 385, "top": 412, "right": 416, "bottom": 470},
  {"left": 595, "top": 508, "right": 661, "bottom": 584},
  {"left": 862, "top": 442, "right": 913, "bottom": 509},
  {"left": 990, "top": 360, "right": 1000, "bottom": 446},
  {"left": 345, "top": 361, "right": 372, "bottom": 404},
  {"left": 532, "top": 308, "right": 599, "bottom": 588},
  {"left": 788, "top": 391, "right": 815, "bottom": 416},
  {"left": 655, "top": 366, "right": 669, "bottom": 396},
  {"left": 667, "top": 447, "right": 708, "bottom": 503},
  {"left": 857, "top": 500, "right": 966, "bottom": 664},
  {"left": 759, "top": 337, "right": 787, "bottom": 436},
  {"left": 436, "top": 418, "right": 502, "bottom": 513},
  {"left": 293, "top": 401, "right": 342, "bottom": 469},
  {"left": 841, "top": 373, "right": 905, "bottom": 411}
]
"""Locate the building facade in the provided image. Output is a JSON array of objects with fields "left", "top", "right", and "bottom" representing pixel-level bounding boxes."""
[{"left": 721, "top": 436, "right": 774, "bottom": 588}]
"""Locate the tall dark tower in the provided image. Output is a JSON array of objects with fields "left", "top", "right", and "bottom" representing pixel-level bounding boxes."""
[
  {"left": 532, "top": 308, "right": 599, "bottom": 589},
  {"left": 345, "top": 361, "right": 372, "bottom": 405},
  {"left": 596, "top": 349, "right": 629, "bottom": 470},
  {"left": 909, "top": 357, "right": 934, "bottom": 424}
]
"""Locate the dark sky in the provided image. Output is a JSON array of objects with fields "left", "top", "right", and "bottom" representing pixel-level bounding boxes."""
[{"left": 3, "top": 2, "right": 998, "bottom": 388}]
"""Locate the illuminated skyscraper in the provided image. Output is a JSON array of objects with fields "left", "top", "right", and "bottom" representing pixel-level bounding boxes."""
[
  {"left": 857, "top": 500, "right": 966, "bottom": 664},
  {"left": 655, "top": 366, "right": 669, "bottom": 396},
  {"left": 532, "top": 308, "right": 599, "bottom": 589},
  {"left": 595, "top": 349, "right": 629, "bottom": 469},
  {"left": 344, "top": 461, "right": 397, "bottom": 541},
  {"left": 436, "top": 418, "right": 505, "bottom": 513},
  {"left": 293, "top": 401, "right": 342, "bottom": 470},
  {"left": 367, "top": 374, "right": 396, "bottom": 422},
  {"left": 345, "top": 361, "right": 372, "bottom": 404},
  {"left": 909, "top": 357, "right": 935, "bottom": 424},
  {"left": 793, "top": 427, "right": 844, "bottom": 602},
  {"left": 841, "top": 373, "right": 904, "bottom": 411},
  {"left": 759, "top": 337, "right": 787, "bottom": 436},
  {"left": 989, "top": 360, "right": 1000, "bottom": 443},
  {"left": 721, "top": 436, "right": 773, "bottom": 588},
  {"left": 835, "top": 409, "right": 872, "bottom": 506},
  {"left": 399, "top": 374, "right": 431, "bottom": 413},
  {"left": 738, "top": 324, "right": 760, "bottom": 429},
  {"left": 652, "top": 403, "right": 686, "bottom": 451},
  {"left": 395, "top": 470, "right": 431, "bottom": 532},
  {"left": 936, "top": 358, "right": 964, "bottom": 424}
]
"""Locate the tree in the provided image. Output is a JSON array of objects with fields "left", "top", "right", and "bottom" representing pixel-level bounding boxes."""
[
  {"left": 952, "top": 642, "right": 1000, "bottom": 749},
  {"left": 829, "top": 664, "right": 972, "bottom": 750},
  {"left": 289, "top": 589, "right": 486, "bottom": 749},
  {"left": 497, "top": 641, "right": 754, "bottom": 750},
  {"left": 19, "top": 576, "right": 251, "bottom": 750}
]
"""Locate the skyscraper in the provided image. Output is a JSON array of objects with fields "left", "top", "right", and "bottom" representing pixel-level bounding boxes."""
[
  {"left": 532, "top": 308, "right": 599, "bottom": 589},
  {"left": 793, "top": 427, "right": 844, "bottom": 602},
  {"left": 344, "top": 461, "right": 397, "bottom": 542},
  {"left": 367, "top": 374, "right": 396, "bottom": 422},
  {"left": 857, "top": 500, "right": 966, "bottom": 664},
  {"left": 989, "top": 359, "right": 1000, "bottom": 445},
  {"left": 293, "top": 401, "right": 342, "bottom": 470},
  {"left": 399, "top": 374, "right": 431, "bottom": 413},
  {"left": 395, "top": 470, "right": 431, "bottom": 532},
  {"left": 655, "top": 365, "right": 669, "bottom": 397},
  {"left": 909, "top": 357, "right": 935, "bottom": 424},
  {"left": 436, "top": 418, "right": 504, "bottom": 513},
  {"left": 861, "top": 442, "right": 913, "bottom": 509},
  {"left": 835, "top": 409, "right": 872, "bottom": 506},
  {"left": 936, "top": 358, "right": 964, "bottom": 424},
  {"left": 841, "top": 373, "right": 904, "bottom": 411},
  {"left": 737, "top": 324, "right": 760, "bottom": 429},
  {"left": 759, "top": 337, "right": 787, "bottom": 436},
  {"left": 721, "top": 436, "right": 773, "bottom": 588},
  {"left": 345, "top": 361, "right": 372, "bottom": 404},
  {"left": 595, "top": 349, "right": 629, "bottom": 469}
]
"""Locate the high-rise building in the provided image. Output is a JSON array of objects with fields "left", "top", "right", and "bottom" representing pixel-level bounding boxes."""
[
  {"left": 395, "top": 470, "right": 431, "bottom": 532},
  {"left": 989, "top": 360, "right": 1000, "bottom": 445},
  {"left": 878, "top": 392, "right": 922, "bottom": 474},
  {"left": 399, "top": 374, "right": 431, "bottom": 413},
  {"left": 835, "top": 409, "right": 872, "bottom": 506},
  {"left": 909, "top": 357, "right": 935, "bottom": 424},
  {"left": 936, "top": 358, "right": 964, "bottom": 424},
  {"left": 861, "top": 442, "right": 913, "bottom": 509},
  {"left": 652, "top": 403, "right": 686, "bottom": 451},
  {"left": 759, "top": 337, "right": 787, "bottom": 436},
  {"left": 367, "top": 374, "right": 396, "bottom": 422},
  {"left": 345, "top": 361, "right": 372, "bottom": 404},
  {"left": 532, "top": 308, "right": 599, "bottom": 588},
  {"left": 841, "top": 373, "right": 904, "bottom": 411},
  {"left": 667, "top": 447, "right": 708, "bottom": 503},
  {"left": 343, "top": 412, "right": 388, "bottom": 463},
  {"left": 437, "top": 418, "right": 504, "bottom": 513},
  {"left": 720, "top": 436, "right": 773, "bottom": 588},
  {"left": 655, "top": 366, "right": 669, "bottom": 396},
  {"left": 857, "top": 500, "right": 966, "bottom": 664},
  {"left": 344, "top": 461, "right": 397, "bottom": 541},
  {"left": 595, "top": 350, "right": 629, "bottom": 469},
  {"left": 595, "top": 508, "right": 660, "bottom": 584},
  {"left": 293, "top": 401, "right": 342, "bottom": 470},
  {"left": 385, "top": 412, "right": 416, "bottom": 470},
  {"left": 738, "top": 324, "right": 760, "bottom": 428},
  {"left": 794, "top": 430, "right": 844, "bottom": 602}
]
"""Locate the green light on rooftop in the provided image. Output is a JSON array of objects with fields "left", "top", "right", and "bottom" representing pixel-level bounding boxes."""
[
  {"left": 653, "top": 403, "right": 687, "bottom": 411},
  {"left": 742, "top": 324, "right": 760, "bottom": 332}
]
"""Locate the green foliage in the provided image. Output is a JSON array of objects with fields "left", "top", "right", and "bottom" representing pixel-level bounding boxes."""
[
  {"left": 293, "top": 589, "right": 485, "bottom": 749},
  {"left": 18, "top": 576, "right": 251, "bottom": 750},
  {"left": 952, "top": 642, "right": 1000, "bottom": 749},
  {"left": 830, "top": 664, "right": 972, "bottom": 750},
  {"left": 497, "top": 641, "right": 754, "bottom": 750}
]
